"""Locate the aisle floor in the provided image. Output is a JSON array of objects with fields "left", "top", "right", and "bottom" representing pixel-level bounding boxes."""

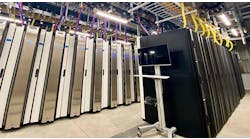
[{"left": 0, "top": 92, "right": 249, "bottom": 138}]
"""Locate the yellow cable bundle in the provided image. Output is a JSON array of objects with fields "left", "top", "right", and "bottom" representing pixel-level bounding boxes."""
[
  {"left": 180, "top": 2, "right": 187, "bottom": 28},
  {"left": 215, "top": 27, "right": 223, "bottom": 46},
  {"left": 187, "top": 7, "right": 198, "bottom": 32},
  {"left": 229, "top": 40, "right": 234, "bottom": 51},
  {"left": 218, "top": 33, "right": 223, "bottom": 46},
  {"left": 205, "top": 23, "right": 211, "bottom": 38},
  {"left": 196, "top": 17, "right": 206, "bottom": 36},
  {"left": 202, "top": 18, "right": 211, "bottom": 38},
  {"left": 210, "top": 24, "right": 220, "bottom": 45},
  {"left": 31, "top": 19, "right": 35, "bottom": 26}
]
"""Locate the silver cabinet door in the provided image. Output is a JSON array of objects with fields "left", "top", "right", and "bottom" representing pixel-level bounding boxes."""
[
  {"left": 110, "top": 42, "right": 118, "bottom": 108},
  {"left": 70, "top": 35, "right": 86, "bottom": 117},
  {"left": 92, "top": 38, "right": 103, "bottom": 112},
  {"left": 41, "top": 31, "right": 65, "bottom": 123},
  {"left": 5, "top": 26, "right": 39, "bottom": 129}
]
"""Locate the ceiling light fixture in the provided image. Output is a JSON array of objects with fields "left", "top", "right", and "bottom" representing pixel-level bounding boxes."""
[
  {"left": 115, "top": 40, "right": 131, "bottom": 45},
  {"left": 96, "top": 10, "right": 128, "bottom": 24},
  {"left": 0, "top": 15, "right": 22, "bottom": 24},
  {"left": 69, "top": 30, "right": 90, "bottom": 37},
  {"left": 218, "top": 13, "right": 231, "bottom": 26}
]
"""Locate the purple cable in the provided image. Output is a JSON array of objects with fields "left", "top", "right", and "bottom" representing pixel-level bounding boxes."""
[
  {"left": 103, "top": 18, "right": 107, "bottom": 40},
  {"left": 89, "top": 15, "right": 96, "bottom": 38},
  {"left": 17, "top": 2, "right": 24, "bottom": 26},
  {"left": 137, "top": 13, "right": 150, "bottom": 36},
  {"left": 115, "top": 23, "right": 118, "bottom": 41},
  {"left": 124, "top": 26, "right": 127, "bottom": 42},
  {"left": 55, "top": 4, "right": 67, "bottom": 31},
  {"left": 74, "top": 6, "right": 82, "bottom": 34}
]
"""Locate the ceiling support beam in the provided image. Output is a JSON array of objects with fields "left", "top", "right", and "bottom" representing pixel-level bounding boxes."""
[
  {"left": 155, "top": 10, "right": 197, "bottom": 24},
  {"left": 128, "top": 2, "right": 150, "bottom": 13}
]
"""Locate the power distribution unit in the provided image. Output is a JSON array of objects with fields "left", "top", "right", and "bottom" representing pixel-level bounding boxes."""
[{"left": 140, "top": 29, "right": 243, "bottom": 137}]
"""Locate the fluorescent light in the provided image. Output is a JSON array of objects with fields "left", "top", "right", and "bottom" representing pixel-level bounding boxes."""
[
  {"left": 0, "top": 15, "right": 22, "bottom": 24},
  {"left": 69, "top": 30, "right": 90, "bottom": 37},
  {"left": 231, "top": 28, "right": 238, "bottom": 36},
  {"left": 218, "top": 14, "right": 231, "bottom": 26},
  {"left": 96, "top": 10, "right": 128, "bottom": 24},
  {"left": 115, "top": 40, "right": 131, "bottom": 45}
]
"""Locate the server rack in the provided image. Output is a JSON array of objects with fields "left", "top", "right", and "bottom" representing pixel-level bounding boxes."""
[
  {"left": 117, "top": 43, "right": 124, "bottom": 105},
  {"left": 56, "top": 33, "right": 75, "bottom": 118},
  {"left": 56, "top": 33, "right": 70, "bottom": 118},
  {"left": 0, "top": 25, "right": 24, "bottom": 128},
  {"left": 82, "top": 37, "right": 94, "bottom": 113},
  {"left": 140, "top": 29, "right": 243, "bottom": 137},
  {"left": 92, "top": 38, "right": 103, "bottom": 112},
  {"left": 231, "top": 53, "right": 245, "bottom": 98},
  {"left": 23, "top": 29, "right": 46, "bottom": 124},
  {"left": 70, "top": 35, "right": 86, "bottom": 117},
  {"left": 4, "top": 26, "right": 39, "bottom": 129},
  {"left": 101, "top": 40, "right": 110, "bottom": 109},
  {"left": 41, "top": 31, "right": 65, "bottom": 123},
  {"left": 30, "top": 31, "right": 53, "bottom": 123},
  {"left": 60, "top": 34, "right": 75, "bottom": 117},
  {"left": 124, "top": 44, "right": 132, "bottom": 105},
  {"left": 110, "top": 42, "right": 118, "bottom": 108}
]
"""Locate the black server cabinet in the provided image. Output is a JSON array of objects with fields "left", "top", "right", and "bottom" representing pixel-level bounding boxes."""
[
  {"left": 140, "top": 29, "right": 242, "bottom": 137},
  {"left": 231, "top": 53, "right": 245, "bottom": 98}
]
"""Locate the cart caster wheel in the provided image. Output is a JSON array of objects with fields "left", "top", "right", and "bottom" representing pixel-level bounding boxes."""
[
  {"left": 137, "top": 131, "right": 142, "bottom": 137},
  {"left": 137, "top": 128, "right": 142, "bottom": 137}
]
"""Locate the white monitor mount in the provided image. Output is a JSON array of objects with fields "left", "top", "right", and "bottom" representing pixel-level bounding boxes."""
[{"left": 134, "top": 65, "right": 177, "bottom": 138}]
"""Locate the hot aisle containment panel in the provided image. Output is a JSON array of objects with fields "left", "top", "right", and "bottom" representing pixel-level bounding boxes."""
[
  {"left": 4, "top": 26, "right": 39, "bottom": 129},
  {"left": 139, "top": 29, "right": 243, "bottom": 137},
  {"left": 0, "top": 25, "right": 24, "bottom": 128},
  {"left": 41, "top": 31, "right": 65, "bottom": 123},
  {"left": 70, "top": 35, "right": 86, "bottom": 117}
]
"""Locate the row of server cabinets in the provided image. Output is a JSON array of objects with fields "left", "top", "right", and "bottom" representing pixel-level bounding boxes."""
[
  {"left": 0, "top": 21, "right": 140, "bottom": 130},
  {"left": 140, "top": 29, "right": 245, "bottom": 137}
]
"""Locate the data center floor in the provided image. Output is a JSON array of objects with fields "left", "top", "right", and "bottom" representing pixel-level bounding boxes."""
[{"left": 0, "top": 91, "right": 249, "bottom": 138}]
